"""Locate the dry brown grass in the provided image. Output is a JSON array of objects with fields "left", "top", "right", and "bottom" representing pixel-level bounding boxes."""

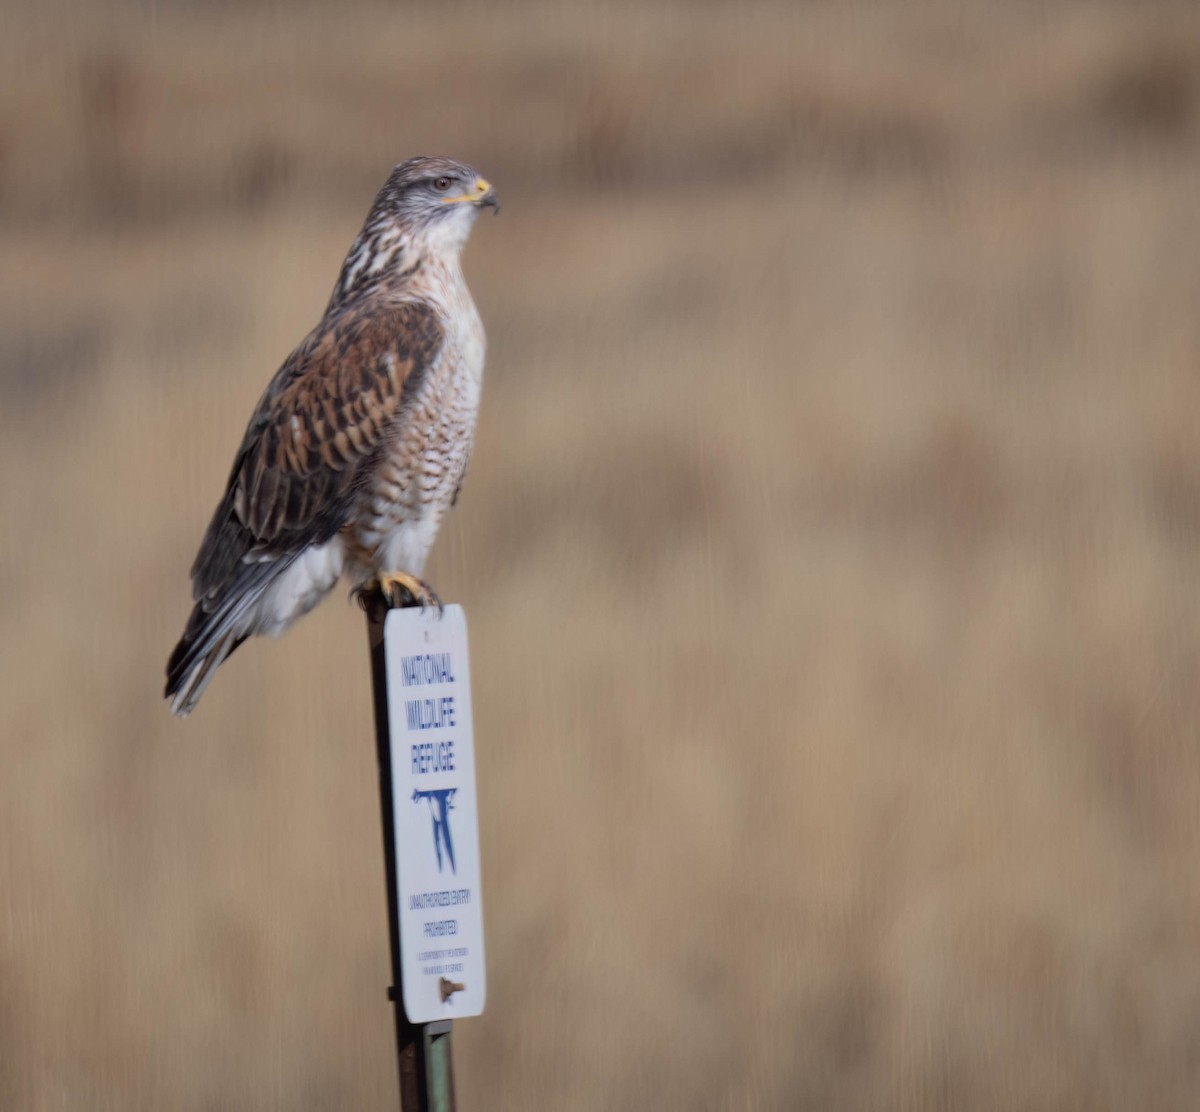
[{"left": 4, "top": 1, "right": 1200, "bottom": 1108}]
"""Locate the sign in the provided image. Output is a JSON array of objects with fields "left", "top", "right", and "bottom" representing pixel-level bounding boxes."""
[{"left": 383, "top": 605, "right": 486, "bottom": 1023}]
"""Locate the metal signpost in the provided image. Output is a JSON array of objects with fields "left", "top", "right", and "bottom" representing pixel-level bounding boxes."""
[{"left": 365, "top": 595, "right": 486, "bottom": 1111}]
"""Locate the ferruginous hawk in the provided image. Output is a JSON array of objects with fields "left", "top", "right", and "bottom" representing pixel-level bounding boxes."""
[{"left": 165, "top": 156, "right": 498, "bottom": 716}]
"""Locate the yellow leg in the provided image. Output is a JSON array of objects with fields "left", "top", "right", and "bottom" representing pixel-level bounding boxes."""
[{"left": 358, "top": 571, "right": 443, "bottom": 612}]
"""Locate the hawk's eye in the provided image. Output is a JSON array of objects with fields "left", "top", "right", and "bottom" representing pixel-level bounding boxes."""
[{"left": 432, "top": 176, "right": 452, "bottom": 192}]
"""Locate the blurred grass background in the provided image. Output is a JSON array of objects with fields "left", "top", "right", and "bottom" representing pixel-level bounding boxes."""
[{"left": 3, "top": 0, "right": 1200, "bottom": 1107}]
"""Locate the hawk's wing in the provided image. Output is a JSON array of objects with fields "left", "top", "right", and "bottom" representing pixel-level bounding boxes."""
[
  {"left": 166, "top": 299, "right": 444, "bottom": 713},
  {"left": 190, "top": 300, "right": 444, "bottom": 602}
]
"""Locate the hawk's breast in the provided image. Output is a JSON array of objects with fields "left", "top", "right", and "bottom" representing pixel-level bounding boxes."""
[{"left": 345, "top": 283, "right": 484, "bottom": 579}]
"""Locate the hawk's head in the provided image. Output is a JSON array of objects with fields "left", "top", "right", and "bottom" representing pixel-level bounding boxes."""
[
  {"left": 377, "top": 156, "right": 497, "bottom": 247},
  {"left": 332, "top": 157, "right": 497, "bottom": 306}
]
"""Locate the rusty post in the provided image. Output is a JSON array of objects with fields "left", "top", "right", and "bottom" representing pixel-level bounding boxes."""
[{"left": 365, "top": 588, "right": 457, "bottom": 1111}]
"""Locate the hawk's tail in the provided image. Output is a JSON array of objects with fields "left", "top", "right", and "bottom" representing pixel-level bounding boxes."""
[{"left": 164, "top": 561, "right": 282, "bottom": 717}]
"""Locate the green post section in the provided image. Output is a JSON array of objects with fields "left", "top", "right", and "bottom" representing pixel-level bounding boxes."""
[{"left": 425, "top": 1024, "right": 456, "bottom": 1111}]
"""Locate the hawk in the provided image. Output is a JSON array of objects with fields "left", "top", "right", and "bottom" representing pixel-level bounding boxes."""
[{"left": 165, "top": 156, "right": 498, "bottom": 716}]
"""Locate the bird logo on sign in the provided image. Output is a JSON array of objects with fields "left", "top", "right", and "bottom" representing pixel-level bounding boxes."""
[{"left": 413, "top": 788, "right": 457, "bottom": 873}]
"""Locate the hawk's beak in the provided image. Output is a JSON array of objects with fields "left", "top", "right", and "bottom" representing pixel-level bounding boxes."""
[{"left": 443, "top": 177, "right": 499, "bottom": 214}]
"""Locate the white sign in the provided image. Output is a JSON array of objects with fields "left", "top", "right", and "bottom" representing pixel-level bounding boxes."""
[{"left": 384, "top": 605, "right": 486, "bottom": 1023}]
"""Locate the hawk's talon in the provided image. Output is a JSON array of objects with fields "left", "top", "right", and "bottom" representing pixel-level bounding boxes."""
[{"left": 359, "top": 572, "right": 443, "bottom": 613}]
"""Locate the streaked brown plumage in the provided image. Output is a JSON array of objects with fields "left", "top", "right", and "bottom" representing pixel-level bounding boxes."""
[{"left": 165, "top": 156, "right": 497, "bottom": 716}]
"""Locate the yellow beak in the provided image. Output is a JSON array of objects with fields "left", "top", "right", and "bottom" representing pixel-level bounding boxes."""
[{"left": 441, "top": 178, "right": 498, "bottom": 211}]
